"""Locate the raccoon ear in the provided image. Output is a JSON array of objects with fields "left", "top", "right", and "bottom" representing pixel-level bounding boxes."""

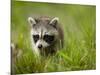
[
  {"left": 49, "top": 17, "right": 59, "bottom": 28},
  {"left": 28, "top": 17, "right": 36, "bottom": 26}
]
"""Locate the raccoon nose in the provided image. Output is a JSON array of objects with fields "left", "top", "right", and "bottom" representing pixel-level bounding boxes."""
[{"left": 38, "top": 44, "right": 42, "bottom": 49}]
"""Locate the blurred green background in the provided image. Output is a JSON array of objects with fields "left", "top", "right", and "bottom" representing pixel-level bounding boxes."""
[{"left": 11, "top": 1, "right": 96, "bottom": 74}]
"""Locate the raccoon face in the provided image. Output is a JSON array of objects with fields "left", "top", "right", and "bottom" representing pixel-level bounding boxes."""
[{"left": 28, "top": 17, "right": 59, "bottom": 50}]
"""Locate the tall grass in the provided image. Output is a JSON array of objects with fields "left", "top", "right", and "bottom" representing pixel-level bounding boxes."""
[{"left": 11, "top": 1, "right": 96, "bottom": 74}]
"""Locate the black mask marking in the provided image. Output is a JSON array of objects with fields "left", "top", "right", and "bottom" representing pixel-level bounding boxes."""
[
  {"left": 43, "top": 35, "right": 54, "bottom": 44},
  {"left": 33, "top": 35, "right": 39, "bottom": 43}
]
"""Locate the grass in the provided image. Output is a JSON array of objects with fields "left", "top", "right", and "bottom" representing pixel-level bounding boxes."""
[{"left": 11, "top": 1, "right": 96, "bottom": 74}]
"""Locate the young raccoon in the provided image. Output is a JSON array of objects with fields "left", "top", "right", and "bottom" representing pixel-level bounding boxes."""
[{"left": 28, "top": 16, "right": 64, "bottom": 56}]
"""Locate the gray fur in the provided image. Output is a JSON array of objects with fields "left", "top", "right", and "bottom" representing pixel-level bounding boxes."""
[{"left": 28, "top": 16, "right": 64, "bottom": 56}]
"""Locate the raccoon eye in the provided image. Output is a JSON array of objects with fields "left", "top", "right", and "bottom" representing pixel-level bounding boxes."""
[
  {"left": 43, "top": 35, "right": 54, "bottom": 43},
  {"left": 33, "top": 35, "right": 39, "bottom": 43}
]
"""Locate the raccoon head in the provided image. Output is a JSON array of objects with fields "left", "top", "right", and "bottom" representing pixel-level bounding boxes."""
[{"left": 28, "top": 16, "right": 59, "bottom": 50}]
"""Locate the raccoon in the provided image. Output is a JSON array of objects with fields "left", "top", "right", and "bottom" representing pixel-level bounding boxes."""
[{"left": 28, "top": 16, "right": 64, "bottom": 56}]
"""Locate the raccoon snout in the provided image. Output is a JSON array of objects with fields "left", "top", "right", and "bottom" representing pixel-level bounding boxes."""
[{"left": 38, "top": 44, "right": 42, "bottom": 49}]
